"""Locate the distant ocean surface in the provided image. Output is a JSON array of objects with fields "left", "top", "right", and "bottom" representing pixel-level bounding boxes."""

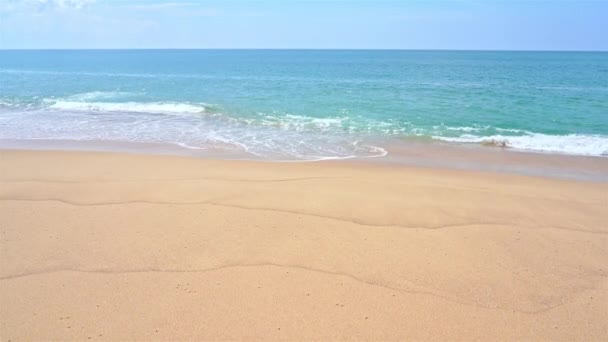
[{"left": 1, "top": 50, "right": 607, "bottom": 160}]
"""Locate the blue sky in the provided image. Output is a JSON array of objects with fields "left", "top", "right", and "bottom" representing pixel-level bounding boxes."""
[{"left": 0, "top": 0, "right": 606, "bottom": 50}]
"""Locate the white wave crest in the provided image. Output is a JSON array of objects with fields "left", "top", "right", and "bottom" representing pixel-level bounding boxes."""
[
  {"left": 259, "top": 114, "right": 349, "bottom": 132},
  {"left": 46, "top": 101, "right": 207, "bottom": 115},
  {"left": 433, "top": 124, "right": 531, "bottom": 135},
  {"left": 434, "top": 133, "right": 608, "bottom": 156},
  {"left": 65, "top": 91, "right": 138, "bottom": 102}
]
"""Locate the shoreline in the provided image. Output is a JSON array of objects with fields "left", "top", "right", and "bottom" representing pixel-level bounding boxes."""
[
  {"left": 1, "top": 149, "right": 607, "bottom": 339},
  {"left": 2, "top": 137, "right": 608, "bottom": 182}
]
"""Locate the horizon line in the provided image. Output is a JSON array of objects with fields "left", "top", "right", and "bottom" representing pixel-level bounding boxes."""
[{"left": 0, "top": 48, "right": 607, "bottom": 53}]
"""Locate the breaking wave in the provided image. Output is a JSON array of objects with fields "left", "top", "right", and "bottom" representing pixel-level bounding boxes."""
[
  {"left": 1, "top": 95, "right": 607, "bottom": 158},
  {"left": 434, "top": 133, "right": 608, "bottom": 156},
  {"left": 47, "top": 100, "right": 207, "bottom": 115}
]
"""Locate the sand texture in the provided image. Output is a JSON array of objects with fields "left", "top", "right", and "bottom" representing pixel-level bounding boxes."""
[{"left": 1, "top": 150, "right": 607, "bottom": 340}]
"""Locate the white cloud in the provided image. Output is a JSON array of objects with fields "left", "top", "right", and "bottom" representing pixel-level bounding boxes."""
[
  {"left": 1, "top": 0, "right": 96, "bottom": 12},
  {"left": 51, "top": 0, "right": 96, "bottom": 9},
  {"left": 122, "top": 2, "right": 197, "bottom": 10},
  {"left": 115, "top": 2, "right": 221, "bottom": 16}
]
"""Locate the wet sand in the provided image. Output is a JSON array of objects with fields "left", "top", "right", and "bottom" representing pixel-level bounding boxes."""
[
  {"left": 3, "top": 137, "right": 608, "bottom": 181},
  {"left": 1, "top": 149, "right": 607, "bottom": 340}
]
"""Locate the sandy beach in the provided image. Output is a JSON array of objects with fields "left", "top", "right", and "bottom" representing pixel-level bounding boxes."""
[{"left": 1, "top": 149, "right": 607, "bottom": 340}]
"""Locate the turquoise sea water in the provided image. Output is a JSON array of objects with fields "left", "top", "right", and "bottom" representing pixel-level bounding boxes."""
[{"left": 1, "top": 50, "right": 607, "bottom": 159}]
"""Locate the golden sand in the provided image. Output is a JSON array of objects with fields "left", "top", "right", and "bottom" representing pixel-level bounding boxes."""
[{"left": 1, "top": 150, "right": 607, "bottom": 340}]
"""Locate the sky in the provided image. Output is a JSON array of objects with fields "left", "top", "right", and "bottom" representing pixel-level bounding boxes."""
[{"left": 0, "top": 0, "right": 606, "bottom": 50}]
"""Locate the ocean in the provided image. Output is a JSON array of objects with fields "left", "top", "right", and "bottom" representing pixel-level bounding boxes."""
[{"left": 1, "top": 49, "right": 607, "bottom": 160}]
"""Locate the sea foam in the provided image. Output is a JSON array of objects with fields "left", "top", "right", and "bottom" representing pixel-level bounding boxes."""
[
  {"left": 2, "top": 91, "right": 607, "bottom": 158},
  {"left": 434, "top": 133, "right": 608, "bottom": 156},
  {"left": 47, "top": 101, "right": 207, "bottom": 115}
]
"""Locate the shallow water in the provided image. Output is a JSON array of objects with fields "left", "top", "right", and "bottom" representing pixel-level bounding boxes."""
[{"left": 1, "top": 50, "right": 607, "bottom": 159}]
